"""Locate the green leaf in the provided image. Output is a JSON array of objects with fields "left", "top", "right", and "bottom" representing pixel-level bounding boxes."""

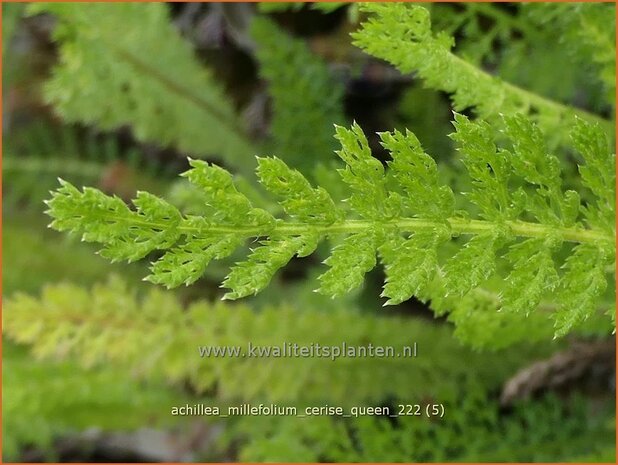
[
  {"left": 30, "top": 3, "right": 255, "bottom": 175},
  {"left": 381, "top": 129, "right": 454, "bottom": 220},
  {"left": 318, "top": 231, "right": 379, "bottom": 297},
  {"left": 353, "top": 2, "right": 613, "bottom": 139},
  {"left": 147, "top": 231, "right": 241, "bottom": 288},
  {"left": 223, "top": 233, "right": 319, "bottom": 300},
  {"left": 380, "top": 230, "right": 443, "bottom": 305},
  {"left": 251, "top": 17, "right": 346, "bottom": 179},
  {"left": 554, "top": 244, "right": 611, "bottom": 336},
  {"left": 502, "top": 114, "right": 579, "bottom": 226},
  {"left": 450, "top": 114, "right": 514, "bottom": 220},
  {"left": 257, "top": 157, "right": 340, "bottom": 224},
  {"left": 5, "top": 277, "right": 547, "bottom": 405},
  {"left": 442, "top": 232, "right": 505, "bottom": 297},
  {"left": 334, "top": 123, "right": 393, "bottom": 219},
  {"left": 571, "top": 119, "right": 616, "bottom": 232},
  {"left": 501, "top": 238, "right": 560, "bottom": 315},
  {"left": 46, "top": 117, "right": 616, "bottom": 343},
  {"left": 46, "top": 180, "right": 183, "bottom": 263}
]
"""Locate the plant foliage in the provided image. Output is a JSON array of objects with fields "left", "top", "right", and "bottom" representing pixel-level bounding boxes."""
[
  {"left": 3, "top": 343, "right": 176, "bottom": 461},
  {"left": 28, "top": 3, "right": 255, "bottom": 175},
  {"left": 5, "top": 2, "right": 616, "bottom": 461},
  {"left": 353, "top": 3, "right": 614, "bottom": 140},
  {"left": 46, "top": 114, "right": 615, "bottom": 343},
  {"left": 3, "top": 278, "right": 555, "bottom": 405},
  {"left": 251, "top": 16, "right": 346, "bottom": 180}
]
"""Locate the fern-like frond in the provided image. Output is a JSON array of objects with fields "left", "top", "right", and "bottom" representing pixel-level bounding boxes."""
[
  {"left": 251, "top": 17, "right": 346, "bottom": 180},
  {"left": 29, "top": 3, "right": 255, "bottom": 175},
  {"left": 422, "top": 3, "right": 608, "bottom": 114},
  {"left": 3, "top": 278, "right": 555, "bottom": 405},
  {"left": 45, "top": 116, "right": 615, "bottom": 340},
  {"left": 353, "top": 3, "right": 613, "bottom": 139}
]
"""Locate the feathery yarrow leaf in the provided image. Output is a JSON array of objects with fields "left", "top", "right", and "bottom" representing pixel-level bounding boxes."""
[
  {"left": 4, "top": 278, "right": 556, "bottom": 405},
  {"left": 353, "top": 3, "right": 613, "bottom": 139},
  {"left": 30, "top": 3, "right": 255, "bottom": 175},
  {"left": 46, "top": 116, "right": 616, "bottom": 340},
  {"left": 251, "top": 17, "right": 346, "bottom": 179}
]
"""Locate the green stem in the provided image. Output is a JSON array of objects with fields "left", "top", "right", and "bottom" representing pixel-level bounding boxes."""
[
  {"left": 451, "top": 5, "right": 613, "bottom": 131},
  {"left": 92, "top": 213, "right": 614, "bottom": 246},
  {"left": 452, "top": 54, "right": 613, "bottom": 132}
]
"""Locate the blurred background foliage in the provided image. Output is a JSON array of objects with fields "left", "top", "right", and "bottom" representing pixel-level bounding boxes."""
[{"left": 2, "top": 2, "right": 615, "bottom": 462}]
